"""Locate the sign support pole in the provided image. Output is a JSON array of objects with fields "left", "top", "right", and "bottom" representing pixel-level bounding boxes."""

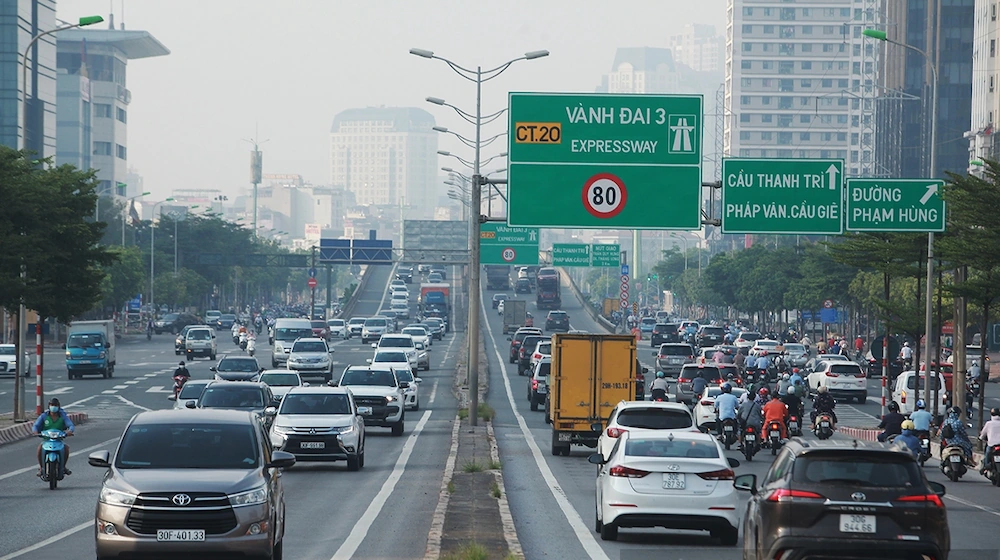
[
  {"left": 310, "top": 246, "right": 317, "bottom": 316},
  {"left": 468, "top": 65, "right": 483, "bottom": 427}
]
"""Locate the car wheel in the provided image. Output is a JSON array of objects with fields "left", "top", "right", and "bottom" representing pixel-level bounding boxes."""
[
  {"left": 594, "top": 506, "right": 603, "bottom": 533},
  {"left": 272, "top": 360, "right": 278, "bottom": 368},
  {"left": 413, "top": 400, "right": 420, "bottom": 411},
  {"left": 391, "top": 418, "right": 404, "bottom": 437},
  {"left": 347, "top": 453, "right": 361, "bottom": 471},
  {"left": 324, "top": 373, "right": 332, "bottom": 383},
  {"left": 530, "top": 394, "right": 539, "bottom": 411},
  {"left": 271, "top": 537, "right": 283, "bottom": 560},
  {"left": 210, "top": 353, "right": 216, "bottom": 361},
  {"left": 599, "top": 521, "right": 618, "bottom": 541},
  {"left": 713, "top": 525, "right": 739, "bottom": 546},
  {"left": 358, "top": 446, "right": 365, "bottom": 468}
]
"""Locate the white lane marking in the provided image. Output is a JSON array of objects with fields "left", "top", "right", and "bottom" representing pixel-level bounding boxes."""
[
  {"left": 946, "top": 494, "right": 1000, "bottom": 518},
  {"left": 428, "top": 380, "right": 439, "bottom": 405},
  {"left": 116, "top": 394, "right": 151, "bottom": 411},
  {"left": 374, "top": 262, "right": 401, "bottom": 316},
  {"left": 124, "top": 380, "right": 140, "bottom": 385},
  {"left": 112, "top": 385, "right": 127, "bottom": 390},
  {"left": 146, "top": 386, "right": 174, "bottom": 393},
  {"left": 0, "top": 436, "right": 121, "bottom": 481},
  {"left": 424, "top": 416, "right": 461, "bottom": 559},
  {"left": 47, "top": 387, "right": 73, "bottom": 395},
  {"left": 329, "top": 409, "right": 432, "bottom": 560},
  {"left": 0, "top": 520, "right": 93, "bottom": 560},
  {"left": 481, "top": 296, "right": 611, "bottom": 560},
  {"left": 101, "top": 390, "right": 117, "bottom": 395},
  {"left": 61, "top": 395, "right": 97, "bottom": 409}
]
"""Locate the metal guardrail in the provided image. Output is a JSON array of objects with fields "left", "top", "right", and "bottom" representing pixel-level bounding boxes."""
[
  {"left": 558, "top": 268, "right": 615, "bottom": 333},
  {"left": 338, "top": 266, "right": 374, "bottom": 319}
]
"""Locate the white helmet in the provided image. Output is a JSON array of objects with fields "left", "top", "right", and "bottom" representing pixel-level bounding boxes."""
[
  {"left": 904, "top": 341, "right": 910, "bottom": 347},
  {"left": 782, "top": 373, "right": 790, "bottom": 380}
]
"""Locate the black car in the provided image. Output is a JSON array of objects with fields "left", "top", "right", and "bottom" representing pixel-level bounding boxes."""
[
  {"left": 697, "top": 325, "right": 726, "bottom": 347},
  {"left": 517, "top": 334, "right": 550, "bottom": 375},
  {"left": 650, "top": 323, "right": 681, "bottom": 347},
  {"left": 736, "top": 439, "right": 949, "bottom": 560},
  {"left": 211, "top": 355, "right": 263, "bottom": 381},
  {"left": 216, "top": 313, "right": 237, "bottom": 330},
  {"left": 544, "top": 311, "right": 570, "bottom": 332},
  {"left": 514, "top": 278, "right": 532, "bottom": 294},
  {"left": 492, "top": 293, "right": 508, "bottom": 309},
  {"left": 193, "top": 381, "right": 278, "bottom": 428},
  {"left": 397, "top": 266, "right": 414, "bottom": 283},
  {"left": 153, "top": 313, "right": 201, "bottom": 335}
]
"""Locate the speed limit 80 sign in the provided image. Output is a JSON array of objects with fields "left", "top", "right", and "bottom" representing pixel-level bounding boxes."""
[{"left": 582, "top": 173, "right": 627, "bottom": 218}]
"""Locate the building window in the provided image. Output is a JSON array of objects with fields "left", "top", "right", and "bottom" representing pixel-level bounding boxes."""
[
  {"left": 116, "top": 144, "right": 127, "bottom": 159},
  {"left": 743, "top": 7, "right": 753, "bottom": 16},
  {"left": 801, "top": 43, "right": 812, "bottom": 52},
  {"left": 742, "top": 78, "right": 753, "bottom": 87},
  {"left": 762, "top": 79, "right": 773, "bottom": 87},
  {"left": 802, "top": 8, "right": 811, "bottom": 16},
  {"left": 741, "top": 95, "right": 751, "bottom": 105},
  {"left": 739, "top": 149, "right": 752, "bottom": 157},
  {"left": 780, "top": 8, "right": 795, "bottom": 20},
  {"left": 743, "top": 42, "right": 752, "bottom": 52},
  {"left": 841, "top": 8, "right": 851, "bottom": 17},
  {"left": 800, "top": 114, "right": 810, "bottom": 123},
  {"left": 779, "top": 43, "right": 795, "bottom": 55},
  {"left": 801, "top": 79, "right": 812, "bottom": 88},
  {"left": 762, "top": 114, "right": 774, "bottom": 123},
  {"left": 93, "top": 141, "right": 112, "bottom": 156},
  {"left": 762, "top": 96, "right": 772, "bottom": 105},
  {"left": 740, "top": 131, "right": 751, "bottom": 140},
  {"left": 95, "top": 103, "right": 112, "bottom": 118},
  {"left": 742, "top": 24, "right": 753, "bottom": 34},
  {"left": 991, "top": 39, "right": 996, "bottom": 57},
  {"left": 778, "top": 132, "right": 792, "bottom": 145},
  {"left": 763, "top": 8, "right": 773, "bottom": 16},
  {"left": 990, "top": 75, "right": 995, "bottom": 92},
  {"left": 761, "top": 132, "right": 773, "bottom": 140},
  {"left": 838, "top": 79, "right": 848, "bottom": 88},
  {"left": 802, "top": 26, "right": 813, "bottom": 34},
  {"left": 822, "top": 79, "right": 833, "bottom": 88},
  {"left": 837, "top": 132, "right": 847, "bottom": 141},
  {"left": 780, "top": 26, "right": 795, "bottom": 39},
  {"left": 740, "top": 113, "right": 751, "bottom": 123},
  {"left": 822, "top": 62, "right": 834, "bottom": 70},
  {"left": 116, "top": 107, "right": 127, "bottom": 123},
  {"left": 742, "top": 60, "right": 752, "bottom": 69},
  {"left": 823, "top": 43, "right": 834, "bottom": 52},
  {"left": 800, "top": 132, "right": 811, "bottom": 141},
  {"left": 779, "top": 79, "right": 794, "bottom": 91},
  {"left": 762, "top": 61, "right": 774, "bottom": 69},
  {"left": 801, "top": 61, "right": 812, "bottom": 70},
  {"left": 762, "top": 43, "right": 772, "bottom": 52},
  {"left": 838, "top": 98, "right": 849, "bottom": 106},
  {"left": 764, "top": 25, "right": 774, "bottom": 34},
  {"left": 839, "top": 61, "right": 849, "bottom": 70},
  {"left": 837, "top": 115, "right": 848, "bottom": 124},
  {"left": 778, "top": 115, "right": 793, "bottom": 127},
  {"left": 779, "top": 61, "right": 794, "bottom": 74}
]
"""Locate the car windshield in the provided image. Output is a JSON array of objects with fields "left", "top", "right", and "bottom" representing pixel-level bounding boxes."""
[
  {"left": 259, "top": 373, "right": 300, "bottom": 386},
  {"left": 537, "top": 343, "right": 551, "bottom": 355},
  {"left": 905, "top": 375, "right": 942, "bottom": 390},
  {"left": 624, "top": 438, "right": 718, "bottom": 458},
  {"left": 67, "top": 333, "right": 104, "bottom": 348},
  {"left": 177, "top": 382, "right": 208, "bottom": 400},
  {"left": 702, "top": 327, "right": 724, "bottom": 334},
  {"left": 402, "top": 328, "right": 425, "bottom": 337},
  {"left": 218, "top": 359, "right": 259, "bottom": 372},
  {"left": 395, "top": 369, "right": 414, "bottom": 383},
  {"left": 349, "top": 318, "right": 365, "bottom": 326},
  {"left": 793, "top": 453, "right": 922, "bottom": 487},
  {"left": 739, "top": 332, "right": 761, "bottom": 341},
  {"left": 328, "top": 320, "right": 345, "bottom": 327},
  {"left": 380, "top": 338, "right": 412, "bottom": 348},
  {"left": 365, "top": 319, "right": 387, "bottom": 327},
  {"left": 374, "top": 352, "right": 408, "bottom": 363},
  {"left": 187, "top": 330, "right": 212, "bottom": 341},
  {"left": 275, "top": 327, "right": 312, "bottom": 341},
  {"left": 616, "top": 408, "right": 693, "bottom": 430},
  {"left": 115, "top": 423, "right": 259, "bottom": 469},
  {"left": 683, "top": 367, "right": 721, "bottom": 380},
  {"left": 641, "top": 318, "right": 656, "bottom": 325},
  {"left": 280, "top": 393, "right": 351, "bottom": 415},
  {"left": 199, "top": 387, "right": 265, "bottom": 408},
  {"left": 660, "top": 345, "right": 692, "bottom": 356},
  {"left": 341, "top": 369, "right": 396, "bottom": 386},
  {"left": 0, "top": 345, "right": 14, "bottom": 355},
  {"left": 220, "top": 314, "right": 236, "bottom": 321},
  {"left": 310, "top": 321, "right": 326, "bottom": 329},
  {"left": 550, "top": 313, "right": 567, "bottom": 319},
  {"left": 705, "top": 387, "right": 747, "bottom": 399},
  {"left": 160, "top": 313, "right": 178, "bottom": 322},
  {"left": 829, "top": 364, "right": 863, "bottom": 375},
  {"left": 292, "top": 341, "right": 327, "bottom": 353},
  {"left": 784, "top": 344, "right": 806, "bottom": 353}
]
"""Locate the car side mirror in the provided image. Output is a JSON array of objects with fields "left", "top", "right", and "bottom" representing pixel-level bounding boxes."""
[
  {"left": 415, "top": 377, "right": 423, "bottom": 383},
  {"left": 652, "top": 352, "right": 658, "bottom": 356},
  {"left": 209, "top": 366, "right": 217, "bottom": 372},
  {"left": 371, "top": 343, "right": 378, "bottom": 348},
  {"left": 733, "top": 473, "right": 757, "bottom": 494},
  {"left": 927, "top": 480, "right": 946, "bottom": 497},
  {"left": 327, "top": 380, "right": 339, "bottom": 387},
  {"left": 329, "top": 348, "right": 335, "bottom": 353},
  {"left": 399, "top": 382, "right": 410, "bottom": 389},
  {"left": 105, "top": 342, "right": 111, "bottom": 348},
  {"left": 264, "top": 406, "right": 277, "bottom": 417},
  {"left": 88, "top": 450, "right": 111, "bottom": 468},
  {"left": 728, "top": 457, "right": 741, "bottom": 468},
  {"left": 365, "top": 359, "right": 372, "bottom": 364},
  {"left": 587, "top": 453, "right": 605, "bottom": 465},
  {"left": 61, "top": 343, "right": 66, "bottom": 349},
  {"left": 642, "top": 367, "right": 649, "bottom": 374},
  {"left": 185, "top": 400, "right": 197, "bottom": 409},
  {"left": 507, "top": 337, "right": 512, "bottom": 341},
  {"left": 266, "top": 450, "right": 296, "bottom": 469}
]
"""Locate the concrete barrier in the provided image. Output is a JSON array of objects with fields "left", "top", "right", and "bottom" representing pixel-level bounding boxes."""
[
  {"left": 838, "top": 426, "right": 880, "bottom": 442},
  {"left": 338, "top": 266, "right": 374, "bottom": 319},
  {"left": 559, "top": 268, "right": 615, "bottom": 334},
  {"left": 0, "top": 412, "right": 90, "bottom": 447}
]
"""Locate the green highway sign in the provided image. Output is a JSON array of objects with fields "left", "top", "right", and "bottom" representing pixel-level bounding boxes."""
[
  {"left": 721, "top": 158, "right": 845, "bottom": 235},
  {"left": 590, "top": 243, "right": 620, "bottom": 267},
  {"left": 846, "top": 179, "right": 946, "bottom": 232},
  {"left": 479, "top": 223, "right": 540, "bottom": 265},
  {"left": 552, "top": 244, "right": 590, "bottom": 267},
  {"left": 507, "top": 92, "right": 703, "bottom": 230}
]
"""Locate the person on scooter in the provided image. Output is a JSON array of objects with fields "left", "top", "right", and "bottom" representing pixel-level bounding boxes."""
[
  {"left": 942, "top": 406, "right": 975, "bottom": 465},
  {"left": 691, "top": 373, "right": 708, "bottom": 402},
  {"left": 877, "top": 401, "right": 905, "bottom": 442},
  {"left": 31, "top": 398, "right": 75, "bottom": 477},
  {"left": 762, "top": 390, "right": 789, "bottom": 439},
  {"left": 910, "top": 400, "right": 933, "bottom": 432},
  {"left": 737, "top": 389, "right": 765, "bottom": 446},
  {"left": 781, "top": 385, "right": 804, "bottom": 425},
  {"left": 713, "top": 383, "right": 740, "bottom": 436},
  {"left": 650, "top": 371, "right": 669, "bottom": 402},
  {"left": 811, "top": 385, "right": 838, "bottom": 428},
  {"left": 756, "top": 351, "right": 773, "bottom": 380},
  {"left": 895, "top": 420, "right": 922, "bottom": 458},
  {"left": 174, "top": 361, "right": 191, "bottom": 381},
  {"left": 776, "top": 373, "right": 791, "bottom": 397},
  {"left": 789, "top": 368, "right": 804, "bottom": 388},
  {"left": 978, "top": 407, "right": 1000, "bottom": 474}
]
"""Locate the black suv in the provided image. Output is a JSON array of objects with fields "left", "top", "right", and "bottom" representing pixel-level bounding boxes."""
[
  {"left": 397, "top": 266, "right": 414, "bottom": 283},
  {"left": 650, "top": 323, "right": 680, "bottom": 347},
  {"left": 514, "top": 278, "right": 532, "bottom": 294},
  {"left": 544, "top": 311, "right": 570, "bottom": 332},
  {"left": 735, "top": 439, "right": 949, "bottom": 560},
  {"left": 698, "top": 325, "right": 726, "bottom": 347},
  {"left": 211, "top": 356, "right": 263, "bottom": 381},
  {"left": 153, "top": 313, "right": 202, "bottom": 335}
]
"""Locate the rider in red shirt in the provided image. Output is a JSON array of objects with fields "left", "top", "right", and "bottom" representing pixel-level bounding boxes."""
[{"left": 762, "top": 393, "right": 789, "bottom": 439}]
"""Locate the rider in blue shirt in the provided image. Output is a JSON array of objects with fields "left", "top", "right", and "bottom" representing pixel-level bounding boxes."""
[
  {"left": 714, "top": 382, "right": 740, "bottom": 433},
  {"left": 909, "top": 400, "right": 933, "bottom": 432}
]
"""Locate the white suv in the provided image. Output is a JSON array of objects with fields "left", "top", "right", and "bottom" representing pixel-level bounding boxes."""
[
  {"left": 327, "top": 319, "right": 349, "bottom": 339},
  {"left": 361, "top": 317, "right": 390, "bottom": 344},
  {"left": 806, "top": 360, "right": 867, "bottom": 403},
  {"left": 374, "top": 334, "right": 417, "bottom": 370},
  {"left": 336, "top": 366, "right": 407, "bottom": 436},
  {"left": 286, "top": 338, "right": 334, "bottom": 382},
  {"left": 596, "top": 400, "right": 696, "bottom": 460},
  {"left": 184, "top": 327, "right": 217, "bottom": 361},
  {"left": 269, "top": 386, "right": 367, "bottom": 470}
]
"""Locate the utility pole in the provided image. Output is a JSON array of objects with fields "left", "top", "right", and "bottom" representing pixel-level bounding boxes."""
[
  {"left": 310, "top": 246, "right": 317, "bottom": 316},
  {"left": 244, "top": 128, "right": 268, "bottom": 237}
]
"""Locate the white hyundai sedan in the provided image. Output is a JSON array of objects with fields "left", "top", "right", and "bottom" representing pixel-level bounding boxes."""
[{"left": 590, "top": 431, "right": 740, "bottom": 544}]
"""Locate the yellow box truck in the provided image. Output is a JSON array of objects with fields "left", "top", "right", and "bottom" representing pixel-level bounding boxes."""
[{"left": 548, "top": 333, "right": 637, "bottom": 456}]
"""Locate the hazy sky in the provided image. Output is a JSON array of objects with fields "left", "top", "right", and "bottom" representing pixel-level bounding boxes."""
[{"left": 61, "top": 1, "right": 726, "bottom": 200}]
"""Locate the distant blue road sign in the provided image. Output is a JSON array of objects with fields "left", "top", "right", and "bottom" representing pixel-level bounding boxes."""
[
  {"left": 319, "top": 239, "right": 351, "bottom": 264},
  {"left": 308, "top": 267, "right": 317, "bottom": 278},
  {"left": 621, "top": 264, "right": 630, "bottom": 276},
  {"left": 352, "top": 239, "right": 393, "bottom": 264}
]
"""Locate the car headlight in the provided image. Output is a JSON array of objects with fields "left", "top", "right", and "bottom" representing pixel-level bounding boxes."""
[
  {"left": 274, "top": 343, "right": 284, "bottom": 352},
  {"left": 334, "top": 425, "right": 354, "bottom": 434},
  {"left": 385, "top": 395, "right": 397, "bottom": 403},
  {"left": 272, "top": 425, "right": 291, "bottom": 435},
  {"left": 229, "top": 486, "right": 268, "bottom": 507},
  {"left": 100, "top": 487, "right": 137, "bottom": 506},
  {"left": 99, "top": 352, "right": 107, "bottom": 359}
]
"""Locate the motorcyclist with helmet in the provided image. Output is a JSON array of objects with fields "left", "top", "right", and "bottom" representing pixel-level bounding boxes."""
[
  {"left": 811, "top": 385, "right": 838, "bottom": 428},
  {"left": 877, "top": 401, "right": 905, "bottom": 442},
  {"left": 781, "top": 385, "right": 804, "bottom": 420},
  {"left": 762, "top": 388, "right": 789, "bottom": 439},
  {"left": 713, "top": 383, "right": 740, "bottom": 436},
  {"left": 776, "top": 373, "right": 791, "bottom": 397},
  {"left": 895, "top": 420, "right": 922, "bottom": 458},
  {"left": 650, "top": 371, "right": 669, "bottom": 401},
  {"left": 31, "top": 398, "right": 75, "bottom": 477},
  {"left": 737, "top": 388, "right": 766, "bottom": 446},
  {"left": 942, "top": 406, "right": 975, "bottom": 465},
  {"left": 174, "top": 361, "right": 191, "bottom": 381},
  {"left": 979, "top": 407, "right": 1000, "bottom": 474}
]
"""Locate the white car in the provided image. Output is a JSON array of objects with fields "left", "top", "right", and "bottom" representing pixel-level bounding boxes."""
[
  {"left": 368, "top": 350, "right": 414, "bottom": 375},
  {"left": 374, "top": 334, "right": 418, "bottom": 369},
  {"left": 389, "top": 301, "right": 411, "bottom": 320},
  {"left": 892, "top": 370, "right": 948, "bottom": 414},
  {"left": 529, "top": 340, "right": 551, "bottom": 373},
  {"left": 596, "top": 401, "right": 697, "bottom": 461},
  {"left": 269, "top": 386, "right": 367, "bottom": 470},
  {"left": 590, "top": 431, "right": 740, "bottom": 543},
  {"left": 372, "top": 363, "right": 422, "bottom": 410},
  {"left": 693, "top": 385, "right": 748, "bottom": 432},
  {"left": 361, "top": 317, "right": 390, "bottom": 344},
  {"left": 0, "top": 343, "right": 22, "bottom": 377},
  {"left": 337, "top": 366, "right": 407, "bottom": 436},
  {"left": 749, "top": 339, "right": 781, "bottom": 356},
  {"left": 390, "top": 279, "right": 406, "bottom": 291},
  {"left": 805, "top": 360, "right": 868, "bottom": 403},
  {"left": 257, "top": 369, "right": 304, "bottom": 401},
  {"left": 326, "top": 319, "right": 350, "bottom": 339},
  {"left": 413, "top": 341, "right": 430, "bottom": 371},
  {"left": 401, "top": 326, "right": 431, "bottom": 348},
  {"left": 286, "top": 338, "right": 334, "bottom": 382}
]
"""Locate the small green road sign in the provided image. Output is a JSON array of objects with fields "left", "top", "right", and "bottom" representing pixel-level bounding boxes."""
[
  {"left": 590, "top": 243, "right": 620, "bottom": 267},
  {"left": 507, "top": 92, "right": 703, "bottom": 230},
  {"left": 552, "top": 244, "right": 590, "bottom": 267},
  {"left": 721, "top": 158, "right": 845, "bottom": 235},
  {"left": 846, "top": 179, "right": 946, "bottom": 232},
  {"left": 480, "top": 223, "right": 540, "bottom": 265}
]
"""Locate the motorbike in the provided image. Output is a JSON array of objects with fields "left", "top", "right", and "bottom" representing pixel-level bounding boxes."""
[
  {"left": 247, "top": 337, "right": 256, "bottom": 357},
  {"left": 967, "top": 380, "right": 981, "bottom": 418},
  {"left": 787, "top": 414, "right": 802, "bottom": 437},
  {"left": 913, "top": 430, "right": 932, "bottom": 466},
  {"left": 146, "top": 325, "right": 152, "bottom": 341},
  {"left": 239, "top": 332, "right": 248, "bottom": 351},
  {"left": 720, "top": 418, "right": 738, "bottom": 450},
  {"left": 813, "top": 412, "right": 834, "bottom": 440},
  {"left": 172, "top": 375, "right": 188, "bottom": 399},
  {"left": 983, "top": 445, "right": 1000, "bottom": 486},
  {"left": 766, "top": 420, "right": 784, "bottom": 455},
  {"left": 742, "top": 425, "right": 759, "bottom": 462},
  {"left": 38, "top": 429, "right": 68, "bottom": 489},
  {"left": 940, "top": 444, "right": 969, "bottom": 482}
]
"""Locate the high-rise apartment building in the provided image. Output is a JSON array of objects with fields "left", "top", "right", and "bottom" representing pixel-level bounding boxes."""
[
  {"left": 1, "top": 0, "right": 57, "bottom": 158},
  {"left": 55, "top": 28, "right": 169, "bottom": 196},
  {"left": 726, "top": 0, "right": 868, "bottom": 173},
  {"left": 597, "top": 47, "right": 683, "bottom": 93},
  {"left": 669, "top": 24, "right": 725, "bottom": 73},
  {"left": 967, "top": 0, "right": 997, "bottom": 168},
  {"left": 329, "top": 107, "right": 437, "bottom": 218}
]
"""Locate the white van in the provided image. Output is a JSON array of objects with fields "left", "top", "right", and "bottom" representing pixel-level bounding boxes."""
[
  {"left": 269, "top": 318, "right": 314, "bottom": 368},
  {"left": 184, "top": 327, "right": 217, "bottom": 361},
  {"left": 891, "top": 370, "right": 948, "bottom": 414}
]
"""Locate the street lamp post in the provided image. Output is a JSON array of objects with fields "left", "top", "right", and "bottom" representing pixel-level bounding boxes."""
[
  {"left": 863, "top": 28, "right": 938, "bottom": 417},
  {"left": 411, "top": 47, "right": 549, "bottom": 425},
  {"left": 12, "top": 15, "right": 104, "bottom": 421}
]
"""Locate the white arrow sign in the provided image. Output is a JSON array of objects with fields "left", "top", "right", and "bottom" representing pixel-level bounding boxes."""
[
  {"left": 919, "top": 184, "right": 938, "bottom": 205},
  {"left": 826, "top": 164, "right": 839, "bottom": 190}
]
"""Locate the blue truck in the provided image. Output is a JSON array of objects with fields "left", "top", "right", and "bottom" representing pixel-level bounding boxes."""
[{"left": 64, "top": 320, "right": 117, "bottom": 379}]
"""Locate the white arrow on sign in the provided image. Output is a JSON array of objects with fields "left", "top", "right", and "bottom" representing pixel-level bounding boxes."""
[
  {"left": 919, "top": 184, "right": 938, "bottom": 205},
  {"left": 826, "top": 164, "right": 839, "bottom": 190}
]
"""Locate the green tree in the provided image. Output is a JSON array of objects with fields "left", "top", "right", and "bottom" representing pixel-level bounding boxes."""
[{"left": 101, "top": 246, "right": 146, "bottom": 313}]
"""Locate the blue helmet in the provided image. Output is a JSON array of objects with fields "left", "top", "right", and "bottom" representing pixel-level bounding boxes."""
[
  {"left": 721, "top": 383, "right": 732, "bottom": 393},
  {"left": 656, "top": 371, "right": 665, "bottom": 379},
  {"left": 915, "top": 399, "right": 926, "bottom": 410}
]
